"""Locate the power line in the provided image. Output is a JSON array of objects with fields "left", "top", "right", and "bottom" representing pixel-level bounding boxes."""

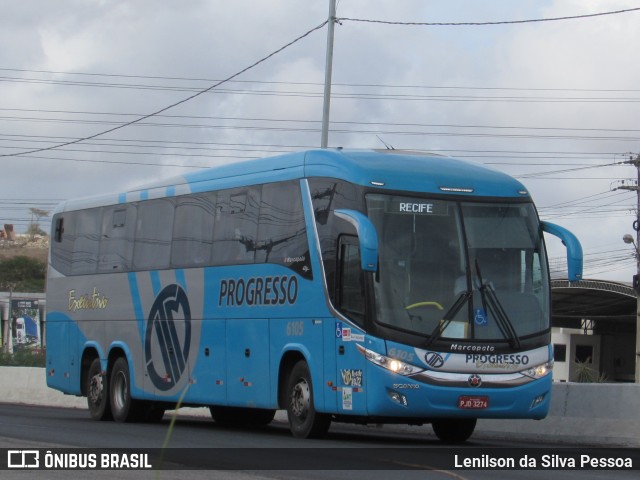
[
  {"left": 4, "top": 67, "right": 640, "bottom": 94},
  {"left": 4, "top": 108, "right": 640, "bottom": 135},
  {"left": 5, "top": 76, "right": 640, "bottom": 103},
  {"left": 0, "top": 20, "right": 329, "bottom": 159},
  {"left": 515, "top": 162, "right": 619, "bottom": 179},
  {"left": 337, "top": 7, "right": 640, "bottom": 27},
  {"left": 538, "top": 190, "right": 631, "bottom": 211}
]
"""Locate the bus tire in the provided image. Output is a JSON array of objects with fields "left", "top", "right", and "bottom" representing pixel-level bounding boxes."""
[
  {"left": 109, "top": 357, "right": 144, "bottom": 423},
  {"left": 432, "top": 418, "right": 477, "bottom": 443},
  {"left": 86, "top": 358, "right": 111, "bottom": 421},
  {"left": 285, "top": 360, "right": 330, "bottom": 439},
  {"left": 209, "top": 406, "right": 276, "bottom": 427}
]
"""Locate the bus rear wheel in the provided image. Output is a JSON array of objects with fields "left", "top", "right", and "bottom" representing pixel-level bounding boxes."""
[
  {"left": 109, "top": 357, "right": 144, "bottom": 423},
  {"left": 432, "top": 418, "right": 477, "bottom": 443},
  {"left": 285, "top": 361, "right": 330, "bottom": 439},
  {"left": 86, "top": 358, "right": 111, "bottom": 421}
]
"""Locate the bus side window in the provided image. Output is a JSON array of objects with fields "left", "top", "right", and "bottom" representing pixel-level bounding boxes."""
[
  {"left": 72, "top": 208, "right": 101, "bottom": 275},
  {"left": 51, "top": 213, "right": 75, "bottom": 275},
  {"left": 172, "top": 193, "right": 216, "bottom": 267},
  {"left": 211, "top": 187, "right": 260, "bottom": 266},
  {"left": 54, "top": 217, "right": 64, "bottom": 242},
  {"left": 336, "top": 236, "right": 365, "bottom": 326},
  {"left": 134, "top": 199, "right": 175, "bottom": 270},
  {"left": 99, "top": 206, "right": 136, "bottom": 272}
]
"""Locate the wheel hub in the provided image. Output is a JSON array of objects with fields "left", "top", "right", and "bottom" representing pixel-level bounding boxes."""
[
  {"left": 112, "top": 371, "right": 127, "bottom": 412},
  {"left": 88, "top": 373, "right": 102, "bottom": 404},
  {"left": 291, "top": 379, "right": 310, "bottom": 420}
]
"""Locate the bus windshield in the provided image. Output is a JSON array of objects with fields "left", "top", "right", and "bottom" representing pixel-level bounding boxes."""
[{"left": 366, "top": 194, "right": 549, "bottom": 343}]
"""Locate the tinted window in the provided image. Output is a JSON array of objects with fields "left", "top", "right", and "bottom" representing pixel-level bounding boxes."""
[
  {"left": 53, "top": 181, "right": 314, "bottom": 275},
  {"left": 337, "top": 239, "right": 365, "bottom": 325},
  {"left": 99, "top": 205, "right": 136, "bottom": 273},
  {"left": 211, "top": 186, "right": 260, "bottom": 266},
  {"left": 308, "top": 179, "right": 363, "bottom": 301},
  {"left": 256, "top": 181, "right": 311, "bottom": 278},
  {"left": 172, "top": 193, "right": 216, "bottom": 267},
  {"left": 51, "top": 213, "right": 74, "bottom": 275},
  {"left": 72, "top": 208, "right": 101, "bottom": 275},
  {"left": 134, "top": 198, "right": 175, "bottom": 270}
]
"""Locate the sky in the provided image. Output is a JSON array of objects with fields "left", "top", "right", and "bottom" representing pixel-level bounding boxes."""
[{"left": 1, "top": 0, "right": 639, "bottom": 283}]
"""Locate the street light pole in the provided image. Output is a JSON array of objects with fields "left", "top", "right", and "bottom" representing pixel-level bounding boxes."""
[{"left": 320, "top": 0, "right": 336, "bottom": 148}]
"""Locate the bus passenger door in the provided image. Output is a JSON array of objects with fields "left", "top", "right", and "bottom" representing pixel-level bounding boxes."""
[{"left": 335, "top": 238, "right": 368, "bottom": 414}]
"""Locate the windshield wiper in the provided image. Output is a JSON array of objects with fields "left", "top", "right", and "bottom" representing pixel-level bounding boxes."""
[
  {"left": 475, "top": 260, "right": 521, "bottom": 349},
  {"left": 424, "top": 290, "right": 472, "bottom": 348}
]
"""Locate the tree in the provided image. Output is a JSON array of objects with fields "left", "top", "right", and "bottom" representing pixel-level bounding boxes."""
[{"left": 28, "top": 208, "right": 50, "bottom": 241}]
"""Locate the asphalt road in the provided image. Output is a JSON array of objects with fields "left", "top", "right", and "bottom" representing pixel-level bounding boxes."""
[{"left": 0, "top": 403, "right": 637, "bottom": 480}]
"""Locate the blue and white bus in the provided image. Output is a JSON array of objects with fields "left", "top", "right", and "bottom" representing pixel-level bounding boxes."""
[{"left": 46, "top": 149, "right": 582, "bottom": 442}]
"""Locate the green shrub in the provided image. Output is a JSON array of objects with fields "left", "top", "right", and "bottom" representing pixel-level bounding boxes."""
[{"left": 0, "top": 348, "right": 46, "bottom": 367}]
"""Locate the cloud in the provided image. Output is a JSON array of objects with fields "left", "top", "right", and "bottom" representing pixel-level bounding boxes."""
[{"left": 0, "top": 0, "right": 637, "bottom": 281}]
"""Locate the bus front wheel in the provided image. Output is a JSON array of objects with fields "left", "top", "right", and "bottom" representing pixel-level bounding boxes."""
[
  {"left": 432, "top": 418, "right": 477, "bottom": 443},
  {"left": 285, "top": 361, "right": 330, "bottom": 439},
  {"left": 86, "top": 358, "right": 111, "bottom": 421}
]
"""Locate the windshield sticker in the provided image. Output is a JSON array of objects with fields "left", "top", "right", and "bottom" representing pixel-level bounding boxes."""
[{"left": 474, "top": 308, "right": 488, "bottom": 326}]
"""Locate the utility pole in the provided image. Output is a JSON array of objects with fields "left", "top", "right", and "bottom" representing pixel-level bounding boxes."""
[
  {"left": 618, "top": 154, "right": 640, "bottom": 383},
  {"left": 321, "top": 0, "right": 337, "bottom": 148}
]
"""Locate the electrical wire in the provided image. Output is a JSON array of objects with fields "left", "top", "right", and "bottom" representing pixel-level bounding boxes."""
[
  {"left": 5, "top": 67, "right": 640, "bottom": 94},
  {"left": 337, "top": 7, "right": 640, "bottom": 27},
  {"left": 0, "top": 20, "right": 329, "bottom": 158}
]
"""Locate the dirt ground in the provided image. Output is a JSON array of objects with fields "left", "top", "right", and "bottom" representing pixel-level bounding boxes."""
[{"left": 0, "top": 236, "right": 49, "bottom": 263}]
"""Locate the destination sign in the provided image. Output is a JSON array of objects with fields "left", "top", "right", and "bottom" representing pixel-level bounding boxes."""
[{"left": 385, "top": 199, "right": 448, "bottom": 216}]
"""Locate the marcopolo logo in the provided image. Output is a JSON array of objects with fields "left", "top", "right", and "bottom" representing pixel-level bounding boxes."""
[{"left": 144, "top": 284, "right": 191, "bottom": 391}]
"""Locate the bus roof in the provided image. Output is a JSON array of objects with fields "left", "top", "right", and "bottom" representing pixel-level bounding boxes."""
[{"left": 55, "top": 149, "right": 530, "bottom": 212}]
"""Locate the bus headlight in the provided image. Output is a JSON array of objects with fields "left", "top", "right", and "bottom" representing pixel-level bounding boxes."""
[
  {"left": 356, "top": 345, "right": 424, "bottom": 376},
  {"left": 522, "top": 361, "right": 553, "bottom": 379}
]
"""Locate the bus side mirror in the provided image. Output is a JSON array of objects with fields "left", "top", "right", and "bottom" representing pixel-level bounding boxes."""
[
  {"left": 334, "top": 209, "right": 379, "bottom": 272},
  {"left": 541, "top": 221, "right": 583, "bottom": 282}
]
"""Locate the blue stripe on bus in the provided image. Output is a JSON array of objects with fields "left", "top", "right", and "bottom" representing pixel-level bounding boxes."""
[
  {"left": 127, "top": 272, "right": 146, "bottom": 343},
  {"left": 150, "top": 271, "right": 162, "bottom": 296}
]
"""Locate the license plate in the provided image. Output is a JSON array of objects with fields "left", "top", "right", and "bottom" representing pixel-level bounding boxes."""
[{"left": 458, "top": 396, "right": 489, "bottom": 409}]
